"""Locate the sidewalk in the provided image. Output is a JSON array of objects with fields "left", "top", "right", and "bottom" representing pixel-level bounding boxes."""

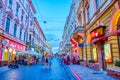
[
  {"left": 67, "top": 64, "right": 116, "bottom": 80},
  {"left": 0, "top": 66, "right": 11, "bottom": 74}
]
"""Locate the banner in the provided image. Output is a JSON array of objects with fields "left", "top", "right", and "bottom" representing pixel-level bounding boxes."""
[{"left": 104, "top": 44, "right": 112, "bottom": 62}]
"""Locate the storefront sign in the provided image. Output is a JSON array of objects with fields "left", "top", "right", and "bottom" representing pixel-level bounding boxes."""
[
  {"left": 104, "top": 44, "right": 112, "bottom": 63},
  {"left": 93, "top": 47, "right": 98, "bottom": 62},
  {"left": 78, "top": 44, "right": 84, "bottom": 47},
  {"left": 3, "top": 39, "right": 25, "bottom": 51},
  {"left": 90, "top": 27, "right": 104, "bottom": 38},
  {"left": 70, "top": 38, "right": 78, "bottom": 54}
]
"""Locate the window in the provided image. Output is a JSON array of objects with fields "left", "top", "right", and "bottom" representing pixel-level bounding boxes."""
[
  {"left": 21, "top": 10, "right": 24, "bottom": 22},
  {"left": 14, "top": 24, "right": 17, "bottom": 36},
  {"left": 87, "top": 6, "right": 90, "bottom": 21},
  {"left": 24, "top": 31, "right": 26, "bottom": 41},
  {"left": 0, "top": 7, "right": 2, "bottom": 20},
  {"left": 19, "top": 28, "right": 22, "bottom": 39},
  {"left": 21, "top": 0, "right": 24, "bottom": 4},
  {"left": 0, "top": 7, "right": 2, "bottom": 13},
  {"left": 29, "top": 34, "right": 31, "bottom": 42},
  {"left": 26, "top": 4, "right": 28, "bottom": 12},
  {"left": 96, "top": 0, "right": 100, "bottom": 9},
  {"left": 25, "top": 15, "right": 27, "bottom": 26},
  {"left": 16, "top": 4, "right": 19, "bottom": 16},
  {"left": 9, "top": 0, "right": 13, "bottom": 8},
  {"left": 5, "top": 17, "right": 10, "bottom": 32}
]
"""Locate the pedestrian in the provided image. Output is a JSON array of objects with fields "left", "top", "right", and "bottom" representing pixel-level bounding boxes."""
[
  {"left": 41, "top": 55, "right": 45, "bottom": 68},
  {"left": 67, "top": 55, "right": 70, "bottom": 65},
  {"left": 45, "top": 53, "right": 49, "bottom": 68}
]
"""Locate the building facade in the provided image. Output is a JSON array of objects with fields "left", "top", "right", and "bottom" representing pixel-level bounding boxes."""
[
  {"left": 0, "top": 0, "right": 46, "bottom": 66},
  {"left": 60, "top": 0, "right": 80, "bottom": 55},
  {"left": 61, "top": 0, "right": 120, "bottom": 79},
  {"left": 76, "top": 0, "right": 120, "bottom": 79}
]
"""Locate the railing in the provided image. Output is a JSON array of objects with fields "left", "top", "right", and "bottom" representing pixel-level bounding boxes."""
[{"left": 74, "top": 26, "right": 84, "bottom": 32}]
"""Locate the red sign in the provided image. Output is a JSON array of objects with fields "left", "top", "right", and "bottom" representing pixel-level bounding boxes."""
[
  {"left": 3, "top": 39, "right": 25, "bottom": 51},
  {"left": 70, "top": 38, "right": 78, "bottom": 54},
  {"left": 90, "top": 27, "right": 104, "bottom": 38}
]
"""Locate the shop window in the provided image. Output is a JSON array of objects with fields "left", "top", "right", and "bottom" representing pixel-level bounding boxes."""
[
  {"left": 9, "top": 0, "right": 13, "bottom": 9},
  {"left": 5, "top": 17, "right": 10, "bottom": 32},
  {"left": 14, "top": 24, "right": 17, "bottom": 36}
]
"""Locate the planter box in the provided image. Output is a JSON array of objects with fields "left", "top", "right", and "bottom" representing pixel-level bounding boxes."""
[
  {"left": 80, "top": 62, "right": 85, "bottom": 66},
  {"left": 107, "top": 69, "right": 120, "bottom": 79},
  {"left": 87, "top": 63, "right": 99, "bottom": 70}
]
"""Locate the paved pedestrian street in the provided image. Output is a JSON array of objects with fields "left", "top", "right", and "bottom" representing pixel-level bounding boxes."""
[{"left": 0, "top": 58, "right": 74, "bottom": 80}]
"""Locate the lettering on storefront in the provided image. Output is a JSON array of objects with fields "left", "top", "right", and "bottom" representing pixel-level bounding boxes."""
[
  {"left": 3, "top": 39, "right": 25, "bottom": 51},
  {"left": 90, "top": 27, "right": 104, "bottom": 39}
]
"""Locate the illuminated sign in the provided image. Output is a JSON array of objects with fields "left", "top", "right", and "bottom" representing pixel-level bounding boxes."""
[
  {"left": 90, "top": 27, "right": 104, "bottom": 38},
  {"left": 93, "top": 47, "right": 98, "bottom": 62},
  {"left": 104, "top": 44, "right": 112, "bottom": 63},
  {"left": 3, "top": 39, "right": 25, "bottom": 51}
]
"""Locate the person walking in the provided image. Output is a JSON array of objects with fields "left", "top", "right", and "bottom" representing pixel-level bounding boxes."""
[{"left": 41, "top": 55, "right": 45, "bottom": 68}]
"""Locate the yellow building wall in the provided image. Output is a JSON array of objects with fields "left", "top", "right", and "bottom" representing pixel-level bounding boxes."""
[
  {"left": 79, "top": 47, "right": 83, "bottom": 59},
  {"left": 86, "top": 46, "right": 91, "bottom": 61},
  {"left": 86, "top": 3, "right": 120, "bottom": 70}
]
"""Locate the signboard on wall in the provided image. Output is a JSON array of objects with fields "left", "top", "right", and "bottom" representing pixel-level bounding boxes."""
[
  {"left": 93, "top": 47, "right": 98, "bottom": 62},
  {"left": 90, "top": 27, "right": 104, "bottom": 39},
  {"left": 104, "top": 44, "right": 112, "bottom": 63}
]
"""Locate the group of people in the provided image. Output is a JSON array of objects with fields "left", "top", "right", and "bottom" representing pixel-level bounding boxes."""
[
  {"left": 41, "top": 53, "right": 52, "bottom": 68},
  {"left": 58, "top": 54, "right": 80, "bottom": 65}
]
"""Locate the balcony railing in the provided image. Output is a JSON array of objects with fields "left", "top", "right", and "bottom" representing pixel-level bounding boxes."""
[{"left": 74, "top": 26, "right": 84, "bottom": 33}]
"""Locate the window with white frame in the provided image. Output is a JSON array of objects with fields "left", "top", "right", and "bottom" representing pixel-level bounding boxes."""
[
  {"left": 87, "top": 6, "right": 90, "bottom": 21},
  {"left": 0, "top": 7, "right": 2, "bottom": 20},
  {"left": 19, "top": 27, "right": 22, "bottom": 39},
  {"left": 14, "top": 24, "right": 17, "bottom": 36},
  {"left": 9, "top": 0, "right": 13, "bottom": 8},
  {"left": 24, "top": 31, "right": 26, "bottom": 41},
  {"left": 21, "top": 10, "right": 24, "bottom": 22},
  {"left": 96, "top": 0, "right": 100, "bottom": 9},
  {"left": 5, "top": 17, "right": 10, "bottom": 32},
  {"left": 16, "top": 4, "right": 19, "bottom": 16}
]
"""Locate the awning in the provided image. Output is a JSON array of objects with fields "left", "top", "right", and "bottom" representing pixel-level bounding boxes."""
[
  {"left": 117, "top": 29, "right": 120, "bottom": 35},
  {"left": 92, "top": 36, "right": 108, "bottom": 43},
  {"left": 18, "top": 50, "right": 40, "bottom": 56}
]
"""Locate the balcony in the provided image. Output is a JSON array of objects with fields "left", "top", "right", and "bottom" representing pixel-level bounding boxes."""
[
  {"left": 4, "top": 31, "right": 25, "bottom": 45},
  {"left": 6, "top": 7, "right": 13, "bottom": 18},
  {"left": 74, "top": 26, "right": 84, "bottom": 33},
  {"left": 14, "top": 15, "right": 19, "bottom": 24}
]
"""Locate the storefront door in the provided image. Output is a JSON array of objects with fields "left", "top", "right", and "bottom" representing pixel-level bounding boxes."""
[{"left": 101, "top": 42, "right": 107, "bottom": 70}]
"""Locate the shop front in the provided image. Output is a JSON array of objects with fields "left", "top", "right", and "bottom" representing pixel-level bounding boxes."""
[
  {"left": 90, "top": 25, "right": 108, "bottom": 70},
  {"left": 1, "top": 37, "right": 26, "bottom": 66}
]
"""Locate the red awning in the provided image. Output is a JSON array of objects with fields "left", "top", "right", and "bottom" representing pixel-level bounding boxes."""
[
  {"left": 92, "top": 36, "right": 108, "bottom": 43},
  {"left": 117, "top": 29, "right": 120, "bottom": 35}
]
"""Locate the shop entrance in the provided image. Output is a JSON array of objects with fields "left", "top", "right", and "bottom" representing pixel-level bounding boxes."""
[{"left": 101, "top": 41, "right": 107, "bottom": 70}]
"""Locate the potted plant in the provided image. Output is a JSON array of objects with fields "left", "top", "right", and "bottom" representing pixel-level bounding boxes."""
[
  {"left": 80, "top": 59, "right": 84, "bottom": 62},
  {"left": 88, "top": 59, "right": 95, "bottom": 63},
  {"left": 115, "top": 60, "right": 120, "bottom": 67}
]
